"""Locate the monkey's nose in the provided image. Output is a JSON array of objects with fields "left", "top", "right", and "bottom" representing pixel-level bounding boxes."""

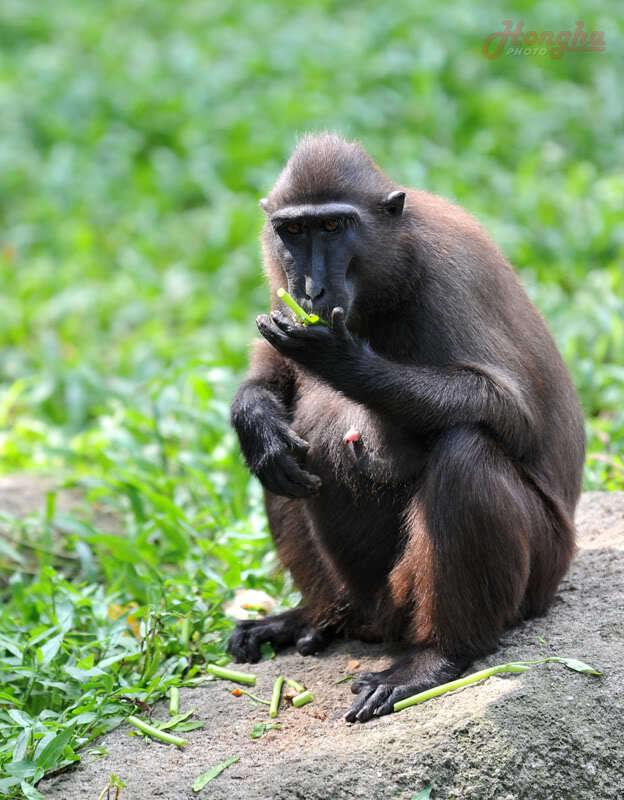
[{"left": 304, "top": 278, "right": 325, "bottom": 301}]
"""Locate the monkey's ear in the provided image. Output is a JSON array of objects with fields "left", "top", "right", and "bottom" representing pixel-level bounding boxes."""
[
  {"left": 380, "top": 190, "right": 405, "bottom": 217},
  {"left": 259, "top": 198, "right": 269, "bottom": 212}
]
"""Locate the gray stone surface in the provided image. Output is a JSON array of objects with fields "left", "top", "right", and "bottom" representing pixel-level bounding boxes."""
[{"left": 5, "top": 484, "right": 622, "bottom": 800}]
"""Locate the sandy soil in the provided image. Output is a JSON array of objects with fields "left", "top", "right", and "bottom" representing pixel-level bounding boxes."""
[{"left": 3, "top": 479, "right": 623, "bottom": 800}]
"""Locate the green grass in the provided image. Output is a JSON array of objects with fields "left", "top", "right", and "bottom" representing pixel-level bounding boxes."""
[{"left": 0, "top": 0, "right": 623, "bottom": 795}]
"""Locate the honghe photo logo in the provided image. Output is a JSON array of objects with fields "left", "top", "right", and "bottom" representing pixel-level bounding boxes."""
[{"left": 483, "top": 21, "right": 606, "bottom": 59}]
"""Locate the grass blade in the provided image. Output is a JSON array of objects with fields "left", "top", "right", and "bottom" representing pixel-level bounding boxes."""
[{"left": 192, "top": 756, "right": 239, "bottom": 791}]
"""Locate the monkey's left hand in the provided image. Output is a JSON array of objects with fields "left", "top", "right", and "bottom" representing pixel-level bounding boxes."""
[{"left": 256, "top": 308, "right": 363, "bottom": 380}]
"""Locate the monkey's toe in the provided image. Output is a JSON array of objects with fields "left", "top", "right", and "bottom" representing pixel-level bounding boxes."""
[
  {"left": 345, "top": 684, "right": 393, "bottom": 723},
  {"left": 295, "top": 625, "right": 331, "bottom": 656},
  {"left": 345, "top": 680, "right": 420, "bottom": 722},
  {"left": 372, "top": 685, "right": 418, "bottom": 717}
]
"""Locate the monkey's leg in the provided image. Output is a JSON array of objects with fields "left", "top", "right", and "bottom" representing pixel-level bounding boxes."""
[
  {"left": 347, "top": 424, "right": 553, "bottom": 723},
  {"left": 228, "top": 493, "right": 346, "bottom": 663}
]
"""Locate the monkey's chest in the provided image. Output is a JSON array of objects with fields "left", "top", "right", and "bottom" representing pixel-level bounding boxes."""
[{"left": 291, "top": 380, "right": 425, "bottom": 487}]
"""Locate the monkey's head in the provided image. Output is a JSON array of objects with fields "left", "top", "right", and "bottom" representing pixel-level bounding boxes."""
[{"left": 260, "top": 133, "right": 407, "bottom": 326}]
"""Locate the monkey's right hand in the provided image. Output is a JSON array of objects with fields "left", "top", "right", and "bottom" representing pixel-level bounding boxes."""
[{"left": 245, "top": 421, "right": 321, "bottom": 499}]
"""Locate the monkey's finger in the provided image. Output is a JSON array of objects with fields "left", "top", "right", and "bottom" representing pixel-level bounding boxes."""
[
  {"left": 293, "top": 469, "right": 322, "bottom": 496},
  {"left": 330, "top": 307, "right": 347, "bottom": 334},
  {"left": 262, "top": 458, "right": 321, "bottom": 498},
  {"left": 271, "top": 309, "right": 297, "bottom": 329},
  {"left": 345, "top": 684, "right": 390, "bottom": 723},
  {"left": 270, "top": 310, "right": 312, "bottom": 338},
  {"left": 256, "top": 315, "right": 296, "bottom": 349},
  {"left": 286, "top": 428, "right": 310, "bottom": 457},
  {"left": 275, "top": 459, "right": 321, "bottom": 496}
]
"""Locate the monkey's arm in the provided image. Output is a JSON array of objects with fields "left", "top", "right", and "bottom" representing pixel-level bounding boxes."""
[
  {"left": 257, "top": 310, "right": 536, "bottom": 460},
  {"left": 230, "top": 340, "right": 321, "bottom": 498}
]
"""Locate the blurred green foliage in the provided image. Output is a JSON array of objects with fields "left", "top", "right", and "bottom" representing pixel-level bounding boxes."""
[
  {"left": 0, "top": 1, "right": 623, "bottom": 792},
  {"left": 1, "top": 0, "right": 623, "bottom": 484}
]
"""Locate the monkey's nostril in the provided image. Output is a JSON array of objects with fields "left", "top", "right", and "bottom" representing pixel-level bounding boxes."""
[{"left": 305, "top": 286, "right": 325, "bottom": 301}]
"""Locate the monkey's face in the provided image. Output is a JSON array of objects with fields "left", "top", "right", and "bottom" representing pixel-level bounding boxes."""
[
  {"left": 267, "top": 202, "right": 361, "bottom": 322},
  {"left": 263, "top": 190, "right": 406, "bottom": 326}
]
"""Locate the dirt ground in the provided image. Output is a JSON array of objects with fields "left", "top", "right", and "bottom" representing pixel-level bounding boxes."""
[{"left": 3, "top": 479, "right": 623, "bottom": 800}]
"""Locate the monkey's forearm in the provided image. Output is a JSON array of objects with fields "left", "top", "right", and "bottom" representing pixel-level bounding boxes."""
[
  {"left": 255, "top": 309, "right": 535, "bottom": 457},
  {"left": 231, "top": 379, "right": 287, "bottom": 456},
  {"left": 331, "top": 349, "right": 536, "bottom": 458}
]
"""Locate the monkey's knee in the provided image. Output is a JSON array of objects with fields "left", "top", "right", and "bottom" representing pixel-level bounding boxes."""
[{"left": 423, "top": 425, "right": 537, "bottom": 655}]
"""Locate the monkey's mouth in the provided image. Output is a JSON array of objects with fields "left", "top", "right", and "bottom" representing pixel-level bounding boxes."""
[{"left": 300, "top": 297, "right": 331, "bottom": 320}]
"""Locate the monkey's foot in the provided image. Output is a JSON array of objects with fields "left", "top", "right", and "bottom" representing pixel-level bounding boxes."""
[
  {"left": 345, "top": 648, "right": 469, "bottom": 723},
  {"left": 227, "top": 610, "right": 332, "bottom": 663}
]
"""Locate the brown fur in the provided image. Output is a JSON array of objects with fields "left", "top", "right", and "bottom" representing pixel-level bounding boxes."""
[{"left": 229, "top": 133, "right": 585, "bottom": 720}]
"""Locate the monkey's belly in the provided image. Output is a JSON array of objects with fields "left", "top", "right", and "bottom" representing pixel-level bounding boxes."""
[{"left": 291, "top": 382, "right": 426, "bottom": 487}]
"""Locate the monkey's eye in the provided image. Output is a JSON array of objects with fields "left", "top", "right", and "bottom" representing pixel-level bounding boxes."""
[
  {"left": 323, "top": 218, "right": 339, "bottom": 232},
  {"left": 286, "top": 221, "right": 303, "bottom": 235}
]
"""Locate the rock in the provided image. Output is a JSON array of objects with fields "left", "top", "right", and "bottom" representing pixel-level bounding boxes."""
[{"left": 9, "top": 487, "right": 621, "bottom": 800}]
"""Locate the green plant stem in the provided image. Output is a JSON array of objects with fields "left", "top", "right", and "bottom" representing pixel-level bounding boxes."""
[
  {"left": 392, "top": 655, "right": 600, "bottom": 713},
  {"left": 292, "top": 689, "right": 313, "bottom": 707},
  {"left": 269, "top": 675, "right": 284, "bottom": 718},
  {"left": 276, "top": 288, "right": 327, "bottom": 326},
  {"left": 393, "top": 663, "right": 530, "bottom": 712},
  {"left": 96, "top": 784, "right": 109, "bottom": 800},
  {"left": 276, "top": 288, "right": 308, "bottom": 321},
  {"left": 233, "top": 688, "right": 271, "bottom": 705},
  {"left": 333, "top": 675, "right": 355, "bottom": 685},
  {"left": 286, "top": 678, "right": 305, "bottom": 693},
  {"left": 127, "top": 715, "right": 187, "bottom": 747},
  {"left": 169, "top": 686, "right": 179, "bottom": 715},
  {"left": 180, "top": 616, "right": 191, "bottom": 647},
  {"left": 206, "top": 663, "right": 257, "bottom": 685}
]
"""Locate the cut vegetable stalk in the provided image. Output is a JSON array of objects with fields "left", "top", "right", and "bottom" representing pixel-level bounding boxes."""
[
  {"left": 269, "top": 675, "right": 284, "bottom": 718},
  {"left": 394, "top": 655, "right": 601, "bottom": 712},
  {"left": 127, "top": 715, "right": 187, "bottom": 747},
  {"left": 169, "top": 686, "right": 179, "bottom": 716},
  {"left": 277, "top": 287, "right": 327, "bottom": 326},
  {"left": 292, "top": 690, "right": 314, "bottom": 707},
  {"left": 206, "top": 664, "right": 257, "bottom": 685},
  {"left": 285, "top": 678, "right": 305, "bottom": 693}
]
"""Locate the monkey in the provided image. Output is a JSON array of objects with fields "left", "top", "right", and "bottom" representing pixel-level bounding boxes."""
[{"left": 228, "top": 132, "right": 585, "bottom": 723}]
